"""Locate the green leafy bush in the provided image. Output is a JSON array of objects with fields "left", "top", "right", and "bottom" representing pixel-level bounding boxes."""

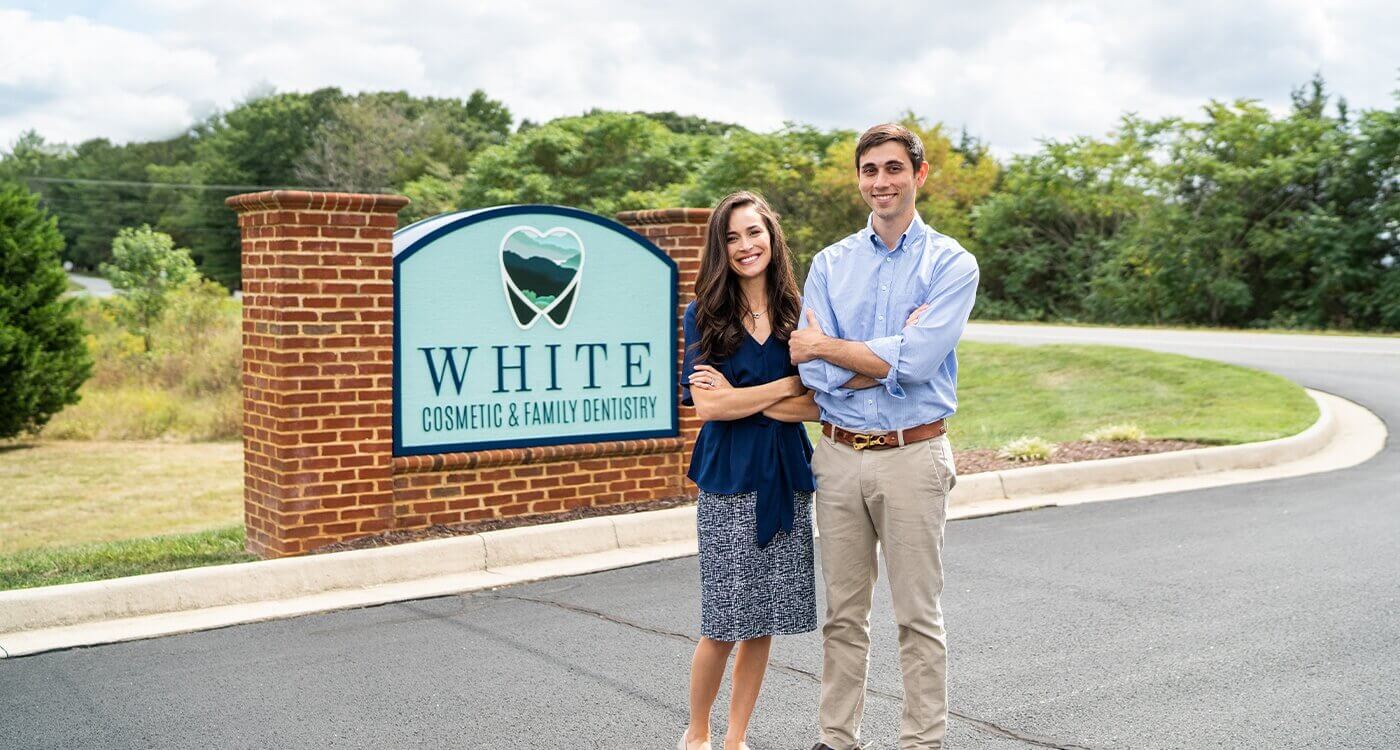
[
  {"left": 99, "top": 225, "right": 197, "bottom": 352},
  {"left": 997, "top": 436, "right": 1056, "bottom": 462},
  {"left": 42, "top": 277, "right": 240, "bottom": 441},
  {"left": 1084, "top": 423, "right": 1147, "bottom": 442}
]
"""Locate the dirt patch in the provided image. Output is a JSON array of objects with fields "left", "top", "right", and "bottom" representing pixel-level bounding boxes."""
[{"left": 313, "top": 439, "right": 1207, "bottom": 554}]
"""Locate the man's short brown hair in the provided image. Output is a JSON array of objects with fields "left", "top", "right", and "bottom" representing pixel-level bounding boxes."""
[{"left": 855, "top": 124, "right": 925, "bottom": 171}]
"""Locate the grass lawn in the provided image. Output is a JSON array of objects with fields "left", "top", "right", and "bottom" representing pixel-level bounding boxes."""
[
  {"left": 0, "top": 439, "right": 243, "bottom": 555},
  {"left": 0, "top": 526, "right": 254, "bottom": 590},
  {"left": 2, "top": 341, "right": 1316, "bottom": 591},
  {"left": 803, "top": 341, "right": 1317, "bottom": 449}
]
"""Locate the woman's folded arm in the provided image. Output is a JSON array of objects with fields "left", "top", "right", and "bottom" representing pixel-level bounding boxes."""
[
  {"left": 690, "top": 374, "right": 804, "bottom": 422},
  {"left": 762, "top": 392, "right": 820, "bottom": 423}
]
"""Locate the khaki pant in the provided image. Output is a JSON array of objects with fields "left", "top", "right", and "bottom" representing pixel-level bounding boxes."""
[{"left": 813, "top": 432, "right": 957, "bottom": 750}]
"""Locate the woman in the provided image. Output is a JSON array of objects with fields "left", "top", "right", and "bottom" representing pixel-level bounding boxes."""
[{"left": 679, "top": 191, "right": 820, "bottom": 750}]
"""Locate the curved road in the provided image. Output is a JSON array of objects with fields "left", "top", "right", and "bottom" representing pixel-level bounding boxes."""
[
  {"left": 2, "top": 325, "right": 1396, "bottom": 749},
  {"left": 65, "top": 272, "right": 114, "bottom": 297}
]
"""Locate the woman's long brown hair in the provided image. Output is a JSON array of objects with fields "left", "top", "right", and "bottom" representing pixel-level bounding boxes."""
[{"left": 692, "top": 191, "right": 803, "bottom": 364}]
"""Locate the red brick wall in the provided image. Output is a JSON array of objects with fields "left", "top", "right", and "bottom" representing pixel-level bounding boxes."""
[
  {"left": 390, "top": 439, "right": 687, "bottom": 525},
  {"left": 228, "top": 192, "right": 713, "bottom": 558},
  {"left": 617, "top": 208, "right": 709, "bottom": 467},
  {"left": 228, "top": 191, "right": 406, "bottom": 558}
]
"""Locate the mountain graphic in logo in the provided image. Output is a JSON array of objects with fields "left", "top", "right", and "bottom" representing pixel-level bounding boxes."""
[{"left": 499, "top": 226, "right": 584, "bottom": 329}]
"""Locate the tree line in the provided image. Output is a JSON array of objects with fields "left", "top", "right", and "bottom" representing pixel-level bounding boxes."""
[{"left": 2, "top": 76, "right": 1396, "bottom": 331}]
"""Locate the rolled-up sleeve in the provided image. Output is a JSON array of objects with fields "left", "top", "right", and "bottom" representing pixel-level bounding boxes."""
[
  {"left": 864, "top": 252, "right": 979, "bottom": 394},
  {"left": 863, "top": 334, "right": 906, "bottom": 397},
  {"left": 797, "top": 257, "right": 857, "bottom": 399}
]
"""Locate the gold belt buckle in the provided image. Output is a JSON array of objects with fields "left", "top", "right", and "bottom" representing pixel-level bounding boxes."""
[{"left": 850, "top": 432, "right": 887, "bottom": 451}]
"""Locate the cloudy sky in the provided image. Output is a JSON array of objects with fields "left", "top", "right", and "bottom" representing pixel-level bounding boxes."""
[{"left": 1, "top": 0, "right": 1396, "bottom": 156}]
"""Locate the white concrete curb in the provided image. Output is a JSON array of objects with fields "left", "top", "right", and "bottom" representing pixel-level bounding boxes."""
[
  {"left": 947, "top": 387, "right": 1339, "bottom": 508},
  {"left": 0, "top": 509, "right": 697, "bottom": 654},
  {"left": 0, "top": 389, "right": 1382, "bottom": 657}
]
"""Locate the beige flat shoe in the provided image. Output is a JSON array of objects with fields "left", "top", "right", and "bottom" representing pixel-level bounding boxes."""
[{"left": 677, "top": 737, "right": 713, "bottom": 750}]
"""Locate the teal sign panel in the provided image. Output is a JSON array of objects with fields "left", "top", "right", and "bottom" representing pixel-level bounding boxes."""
[{"left": 392, "top": 205, "right": 678, "bottom": 456}]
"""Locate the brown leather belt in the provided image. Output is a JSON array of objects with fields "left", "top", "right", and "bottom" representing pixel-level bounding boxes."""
[{"left": 821, "top": 420, "right": 946, "bottom": 451}]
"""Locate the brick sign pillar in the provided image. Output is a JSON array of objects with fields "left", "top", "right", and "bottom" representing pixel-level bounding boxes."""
[
  {"left": 616, "top": 208, "right": 712, "bottom": 484},
  {"left": 226, "top": 190, "right": 409, "bottom": 558}
]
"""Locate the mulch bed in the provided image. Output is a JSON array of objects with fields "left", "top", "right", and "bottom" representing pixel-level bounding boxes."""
[
  {"left": 312, "top": 495, "right": 697, "bottom": 554},
  {"left": 955, "top": 438, "right": 1206, "bottom": 475},
  {"left": 313, "top": 438, "right": 1206, "bottom": 554}
]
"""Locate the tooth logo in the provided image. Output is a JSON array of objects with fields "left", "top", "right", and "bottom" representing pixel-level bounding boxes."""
[{"left": 499, "top": 226, "right": 584, "bottom": 329}]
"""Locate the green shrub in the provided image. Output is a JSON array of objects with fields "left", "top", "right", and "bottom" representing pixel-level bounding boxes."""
[
  {"left": 40, "top": 276, "right": 241, "bottom": 442},
  {"left": 67, "top": 295, "right": 146, "bottom": 389},
  {"left": 998, "top": 436, "right": 1056, "bottom": 462},
  {"left": 1084, "top": 423, "right": 1147, "bottom": 442},
  {"left": 99, "top": 226, "right": 198, "bottom": 352},
  {"left": 41, "top": 386, "right": 241, "bottom": 442},
  {"left": 149, "top": 278, "right": 241, "bottom": 395},
  {"left": 0, "top": 183, "right": 92, "bottom": 439}
]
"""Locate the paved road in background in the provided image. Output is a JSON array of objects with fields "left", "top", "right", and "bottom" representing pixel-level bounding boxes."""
[
  {"left": 66, "top": 272, "right": 243, "bottom": 300},
  {"left": 65, "top": 272, "right": 114, "bottom": 297},
  {"left": 3, "top": 325, "right": 1396, "bottom": 749}
]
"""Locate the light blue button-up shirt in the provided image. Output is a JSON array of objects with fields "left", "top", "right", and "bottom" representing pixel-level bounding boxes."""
[{"left": 797, "top": 213, "right": 979, "bottom": 432}]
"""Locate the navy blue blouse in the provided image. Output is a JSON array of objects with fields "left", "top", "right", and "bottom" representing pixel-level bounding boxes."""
[{"left": 681, "top": 301, "right": 815, "bottom": 547}]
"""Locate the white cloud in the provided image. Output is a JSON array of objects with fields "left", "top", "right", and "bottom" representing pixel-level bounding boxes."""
[
  {"left": 0, "top": 1, "right": 1395, "bottom": 155},
  {"left": 900, "top": 8, "right": 1180, "bottom": 154},
  {"left": 0, "top": 9, "right": 220, "bottom": 143}
]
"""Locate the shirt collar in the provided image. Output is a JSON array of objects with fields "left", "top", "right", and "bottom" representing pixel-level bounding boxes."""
[{"left": 863, "top": 212, "right": 928, "bottom": 254}]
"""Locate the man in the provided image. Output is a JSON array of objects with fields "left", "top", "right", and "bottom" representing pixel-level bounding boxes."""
[{"left": 791, "top": 123, "right": 979, "bottom": 750}]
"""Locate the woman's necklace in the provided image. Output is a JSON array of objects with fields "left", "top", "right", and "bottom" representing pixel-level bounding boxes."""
[{"left": 744, "top": 308, "right": 766, "bottom": 334}]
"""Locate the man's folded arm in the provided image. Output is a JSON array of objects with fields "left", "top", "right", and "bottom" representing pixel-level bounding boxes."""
[
  {"left": 813, "top": 339, "right": 891, "bottom": 383},
  {"left": 862, "top": 254, "right": 979, "bottom": 397},
  {"left": 840, "top": 373, "right": 881, "bottom": 390}
]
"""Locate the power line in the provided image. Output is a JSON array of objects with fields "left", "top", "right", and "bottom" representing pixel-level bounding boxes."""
[
  {"left": 26, "top": 197, "right": 241, "bottom": 230},
  {"left": 20, "top": 175, "right": 393, "bottom": 193}
]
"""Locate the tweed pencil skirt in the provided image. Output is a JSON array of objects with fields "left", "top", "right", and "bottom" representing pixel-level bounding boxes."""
[{"left": 696, "top": 489, "right": 818, "bottom": 642}]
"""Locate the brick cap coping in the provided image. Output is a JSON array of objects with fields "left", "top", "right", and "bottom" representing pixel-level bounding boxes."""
[
  {"left": 615, "top": 208, "right": 711, "bottom": 226},
  {"left": 225, "top": 190, "right": 410, "bottom": 213},
  {"left": 392, "top": 436, "right": 686, "bottom": 473}
]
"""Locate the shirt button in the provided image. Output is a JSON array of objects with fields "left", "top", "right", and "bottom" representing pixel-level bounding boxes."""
[
  {"left": 878, "top": 315, "right": 884, "bottom": 320},
  {"left": 881, "top": 285, "right": 887, "bottom": 291},
  {"left": 885, "top": 257, "right": 891, "bottom": 262},
  {"left": 866, "top": 399, "right": 873, "bottom": 405}
]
